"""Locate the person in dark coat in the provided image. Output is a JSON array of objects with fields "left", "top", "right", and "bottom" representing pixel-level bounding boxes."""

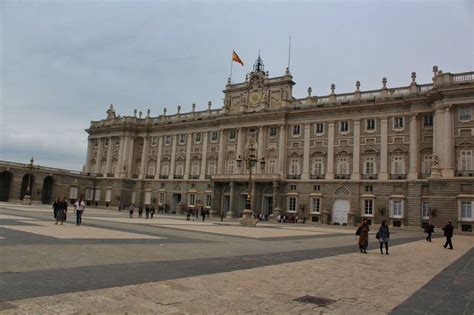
[
  {"left": 377, "top": 220, "right": 390, "bottom": 255},
  {"left": 425, "top": 221, "right": 435, "bottom": 242},
  {"left": 52, "top": 198, "right": 60, "bottom": 220},
  {"left": 150, "top": 205, "right": 155, "bottom": 219},
  {"left": 55, "top": 196, "right": 68, "bottom": 225},
  {"left": 129, "top": 204, "right": 135, "bottom": 218},
  {"left": 145, "top": 206, "right": 150, "bottom": 219},
  {"left": 138, "top": 205, "right": 144, "bottom": 218},
  {"left": 442, "top": 221, "right": 454, "bottom": 249},
  {"left": 357, "top": 218, "right": 370, "bottom": 253}
]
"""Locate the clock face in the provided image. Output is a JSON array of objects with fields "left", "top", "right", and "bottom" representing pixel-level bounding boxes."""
[{"left": 250, "top": 92, "right": 261, "bottom": 105}]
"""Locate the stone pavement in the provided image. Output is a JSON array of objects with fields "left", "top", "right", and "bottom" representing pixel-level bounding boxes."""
[{"left": 0, "top": 202, "right": 472, "bottom": 314}]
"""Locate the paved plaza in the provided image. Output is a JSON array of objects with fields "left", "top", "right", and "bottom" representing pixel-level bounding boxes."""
[{"left": 0, "top": 203, "right": 472, "bottom": 314}]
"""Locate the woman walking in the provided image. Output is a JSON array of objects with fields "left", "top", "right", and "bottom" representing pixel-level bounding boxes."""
[
  {"left": 52, "top": 197, "right": 60, "bottom": 220},
  {"left": 377, "top": 220, "right": 390, "bottom": 255},
  {"left": 55, "top": 196, "right": 68, "bottom": 225},
  {"left": 357, "top": 218, "right": 370, "bottom": 253}
]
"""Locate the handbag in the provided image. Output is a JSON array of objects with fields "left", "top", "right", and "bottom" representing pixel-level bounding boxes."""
[
  {"left": 376, "top": 232, "right": 380, "bottom": 240},
  {"left": 355, "top": 227, "right": 361, "bottom": 236}
]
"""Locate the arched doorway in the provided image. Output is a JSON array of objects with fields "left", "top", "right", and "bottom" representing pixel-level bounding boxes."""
[
  {"left": 0, "top": 171, "right": 12, "bottom": 201},
  {"left": 332, "top": 187, "right": 350, "bottom": 225},
  {"left": 20, "top": 174, "right": 35, "bottom": 200},
  {"left": 41, "top": 176, "right": 54, "bottom": 204}
]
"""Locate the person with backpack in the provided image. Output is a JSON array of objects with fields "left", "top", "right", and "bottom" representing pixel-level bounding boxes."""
[
  {"left": 356, "top": 218, "right": 370, "bottom": 253},
  {"left": 442, "top": 221, "right": 454, "bottom": 249},
  {"left": 425, "top": 221, "right": 435, "bottom": 242},
  {"left": 377, "top": 220, "right": 390, "bottom": 255}
]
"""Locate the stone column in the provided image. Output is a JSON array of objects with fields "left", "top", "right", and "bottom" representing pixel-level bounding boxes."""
[
  {"left": 217, "top": 130, "right": 225, "bottom": 174},
  {"left": 442, "top": 107, "right": 454, "bottom": 177},
  {"left": 379, "top": 118, "right": 388, "bottom": 180},
  {"left": 200, "top": 132, "right": 208, "bottom": 180},
  {"left": 116, "top": 136, "right": 125, "bottom": 177},
  {"left": 326, "top": 122, "right": 335, "bottom": 180},
  {"left": 85, "top": 139, "right": 93, "bottom": 173},
  {"left": 302, "top": 123, "right": 311, "bottom": 180},
  {"left": 139, "top": 136, "right": 149, "bottom": 179},
  {"left": 352, "top": 119, "right": 361, "bottom": 180},
  {"left": 105, "top": 136, "right": 113, "bottom": 176},
  {"left": 433, "top": 108, "right": 444, "bottom": 164},
  {"left": 257, "top": 127, "right": 265, "bottom": 174},
  {"left": 237, "top": 128, "right": 244, "bottom": 159},
  {"left": 125, "top": 137, "right": 135, "bottom": 178},
  {"left": 95, "top": 138, "right": 104, "bottom": 175},
  {"left": 170, "top": 135, "right": 177, "bottom": 179},
  {"left": 408, "top": 115, "right": 419, "bottom": 180},
  {"left": 184, "top": 133, "right": 192, "bottom": 179},
  {"left": 155, "top": 136, "right": 163, "bottom": 179},
  {"left": 227, "top": 181, "right": 235, "bottom": 218},
  {"left": 278, "top": 125, "right": 287, "bottom": 178}
]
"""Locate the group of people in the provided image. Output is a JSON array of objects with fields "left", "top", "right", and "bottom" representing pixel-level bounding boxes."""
[
  {"left": 186, "top": 207, "right": 209, "bottom": 222},
  {"left": 129, "top": 204, "right": 156, "bottom": 219},
  {"left": 52, "top": 197, "right": 85, "bottom": 226},
  {"left": 356, "top": 219, "right": 455, "bottom": 254}
]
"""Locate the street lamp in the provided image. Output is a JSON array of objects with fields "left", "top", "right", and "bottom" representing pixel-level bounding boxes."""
[
  {"left": 22, "top": 157, "right": 37, "bottom": 205},
  {"left": 236, "top": 135, "right": 265, "bottom": 226}
]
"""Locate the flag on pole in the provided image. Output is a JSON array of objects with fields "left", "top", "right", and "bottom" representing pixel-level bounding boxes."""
[{"left": 232, "top": 50, "right": 244, "bottom": 66}]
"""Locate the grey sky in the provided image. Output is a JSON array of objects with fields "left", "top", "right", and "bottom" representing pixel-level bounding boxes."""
[{"left": 1, "top": 0, "right": 472, "bottom": 170}]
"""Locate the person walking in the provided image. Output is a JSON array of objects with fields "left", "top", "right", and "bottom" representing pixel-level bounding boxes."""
[
  {"left": 425, "top": 221, "right": 435, "bottom": 242},
  {"left": 129, "top": 204, "right": 135, "bottom": 218},
  {"left": 145, "top": 206, "right": 150, "bottom": 219},
  {"left": 55, "top": 196, "right": 68, "bottom": 225},
  {"left": 74, "top": 197, "right": 85, "bottom": 226},
  {"left": 377, "top": 220, "right": 390, "bottom": 255},
  {"left": 357, "top": 218, "right": 370, "bottom": 253},
  {"left": 442, "top": 221, "right": 454, "bottom": 249},
  {"left": 52, "top": 197, "right": 60, "bottom": 220},
  {"left": 201, "top": 207, "right": 206, "bottom": 222},
  {"left": 150, "top": 205, "right": 155, "bottom": 219},
  {"left": 138, "top": 205, "right": 143, "bottom": 218}
]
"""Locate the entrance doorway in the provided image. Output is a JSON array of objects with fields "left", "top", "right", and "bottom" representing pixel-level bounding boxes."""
[
  {"left": 20, "top": 174, "right": 35, "bottom": 200},
  {"left": 0, "top": 171, "right": 12, "bottom": 201},
  {"left": 171, "top": 193, "right": 181, "bottom": 214},
  {"left": 222, "top": 195, "right": 230, "bottom": 215},
  {"left": 41, "top": 176, "right": 54, "bottom": 204},
  {"left": 263, "top": 196, "right": 273, "bottom": 215},
  {"left": 332, "top": 199, "right": 350, "bottom": 225}
]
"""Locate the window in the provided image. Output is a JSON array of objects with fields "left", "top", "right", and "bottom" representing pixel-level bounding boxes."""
[
  {"left": 365, "top": 185, "right": 373, "bottom": 193},
  {"left": 289, "top": 158, "right": 300, "bottom": 175},
  {"left": 391, "top": 156, "right": 405, "bottom": 175},
  {"left": 312, "top": 158, "right": 325, "bottom": 175},
  {"left": 269, "top": 127, "right": 277, "bottom": 137},
  {"left": 267, "top": 159, "right": 276, "bottom": 174},
  {"left": 461, "top": 201, "right": 473, "bottom": 220},
  {"left": 390, "top": 200, "right": 404, "bottom": 218},
  {"left": 161, "top": 163, "right": 169, "bottom": 176},
  {"left": 179, "top": 134, "right": 186, "bottom": 145},
  {"left": 422, "top": 154, "right": 432, "bottom": 175},
  {"left": 424, "top": 115, "right": 433, "bottom": 127},
  {"left": 315, "top": 123, "right": 324, "bottom": 135},
  {"left": 191, "top": 161, "right": 200, "bottom": 176},
  {"left": 229, "top": 130, "right": 236, "bottom": 140},
  {"left": 160, "top": 183, "right": 165, "bottom": 188},
  {"left": 191, "top": 183, "right": 196, "bottom": 188},
  {"left": 104, "top": 139, "right": 109, "bottom": 147},
  {"left": 336, "top": 156, "right": 349, "bottom": 174},
  {"left": 364, "top": 156, "right": 376, "bottom": 174},
  {"left": 147, "top": 165, "right": 155, "bottom": 176},
  {"left": 207, "top": 184, "right": 212, "bottom": 189},
  {"left": 165, "top": 135, "right": 171, "bottom": 145},
  {"left": 195, "top": 133, "right": 202, "bottom": 143},
  {"left": 85, "top": 188, "right": 93, "bottom": 201},
  {"left": 94, "top": 141, "right": 98, "bottom": 148},
  {"left": 311, "top": 198, "right": 321, "bottom": 213},
  {"left": 288, "top": 197, "right": 297, "bottom": 212},
  {"left": 188, "top": 194, "right": 196, "bottom": 206},
  {"left": 422, "top": 201, "right": 430, "bottom": 219},
  {"left": 211, "top": 131, "right": 218, "bottom": 142},
  {"left": 340, "top": 121, "right": 349, "bottom": 133},
  {"left": 313, "top": 185, "right": 320, "bottom": 191},
  {"left": 159, "top": 192, "right": 165, "bottom": 204},
  {"left": 206, "top": 195, "right": 212, "bottom": 207},
  {"left": 290, "top": 185, "right": 297, "bottom": 191},
  {"left": 115, "top": 139, "right": 120, "bottom": 146},
  {"left": 364, "top": 199, "right": 373, "bottom": 216},
  {"left": 69, "top": 186, "right": 79, "bottom": 199},
  {"left": 292, "top": 125, "right": 301, "bottom": 136},
  {"left": 394, "top": 117, "right": 404, "bottom": 130},
  {"left": 151, "top": 137, "right": 158, "bottom": 146},
  {"left": 94, "top": 188, "right": 101, "bottom": 201},
  {"left": 227, "top": 160, "right": 235, "bottom": 174},
  {"left": 459, "top": 150, "right": 473, "bottom": 171},
  {"left": 366, "top": 119, "right": 375, "bottom": 131},
  {"left": 459, "top": 106, "right": 472, "bottom": 121},
  {"left": 175, "top": 162, "right": 184, "bottom": 176},
  {"left": 207, "top": 160, "right": 216, "bottom": 175}
]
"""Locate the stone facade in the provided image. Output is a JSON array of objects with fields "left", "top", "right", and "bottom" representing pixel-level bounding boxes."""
[{"left": 1, "top": 58, "right": 473, "bottom": 230}]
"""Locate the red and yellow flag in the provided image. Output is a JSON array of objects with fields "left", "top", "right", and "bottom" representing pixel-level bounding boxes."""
[{"left": 232, "top": 50, "right": 244, "bottom": 66}]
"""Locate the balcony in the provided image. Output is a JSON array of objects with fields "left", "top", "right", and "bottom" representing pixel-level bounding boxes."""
[
  {"left": 131, "top": 174, "right": 139, "bottom": 179},
  {"left": 211, "top": 174, "right": 281, "bottom": 182},
  {"left": 189, "top": 175, "right": 200, "bottom": 179},
  {"left": 418, "top": 173, "right": 430, "bottom": 179},
  {"left": 390, "top": 174, "right": 407, "bottom": 180},
  {"left": 159, "top": 175, "right": 169, "bottom": 179},
  {"left": 174, "top": 175, "right": 184, "bottom": 179},
  {"left": 205, "top": 175, "right": 212, "bottom": 179},
  {"left": 287, "top": 175, "right": 301, "bottom": 180},
  {"left": 335, "top": 174, "right": 351, "bottom": 180},
  {"left": 106, "top": 173, "right": 114, "bottom": 177},
  {"left": 146, "top": 175, "right": 155, "bottom": 179},
  {"left": 362, "top": 174, "right": 378, "bottom": 180},
  {"left": 310, "top": 174, "right": 325, "bottom": 179},
  {"left": 456, "top": 170, "right": 474, "bottom": 177},
  {"left": 96, "top": 173, "right": 103, "bottom": 177}
]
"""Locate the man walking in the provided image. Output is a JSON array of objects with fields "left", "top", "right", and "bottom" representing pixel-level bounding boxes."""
[
  {"left": 425, "top": 221, "right": 435, "bottom": 242},
  {"left": 442, "top": 221, "right": 454, "bottom": 249},
  {"left": 74, "top": 197, "right": 85, "bottom": 226}
]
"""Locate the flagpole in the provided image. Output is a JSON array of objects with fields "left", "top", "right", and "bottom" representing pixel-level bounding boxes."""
[
  {"left": 230, "top": 51, "right": 234, "bottom": 83},
  {"left": 288, "top": 35, "right": 292, "bottom": 70}
]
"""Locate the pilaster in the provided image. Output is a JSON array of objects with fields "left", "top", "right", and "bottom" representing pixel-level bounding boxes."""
[
  {"left": 170, "top": 135, "right": 177, "bottom": 179},
  {"left": 326, "top": 122, "right": 335, "bottom": 179},
  {"left": 184, "top": 133, "right": 192, "bottom": 179},
  {"left": 217, "top": 130, "right": 225, "bottom": 174},
  {"left": 278, "top": 125, "right": 287, "bottom": 178},
  {"left": 155, "top": 136, "right": 163, "bottom": 179},
  {"left": 257, "top": 127, "right": 265, "bottom": 174},
  {"left": 200, "top": 132, "right": 208, "bottom": 180},
  {"left": 105, "top": 136, "right": 113, "bottom": 175},
  {"left": 139, "top": 136, "right": 149, "bottom": 179},
  {"left": 95, "top": 138, "right": 104, "bottom": 175},
  {"left": 379, "top": 118, "right": 388, "bottom": 180},
  {"left": 442, "top": 107, "right": 454, "bottom": 177},
  {"left": 352, "top": 119, "right": 361, "bottom": 180},
  {"left": 302, "top": 123, "right": 311, "bottom": 180},
  {"left": 408, "top": 115, "right": 419, "bottom": 180}
]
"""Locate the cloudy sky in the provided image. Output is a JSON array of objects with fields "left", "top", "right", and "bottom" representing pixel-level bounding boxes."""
[{"left": 0, "top": 0, "right": 472, "bottom": 170}]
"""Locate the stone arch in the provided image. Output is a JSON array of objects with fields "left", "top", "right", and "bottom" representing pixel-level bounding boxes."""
[
  {"left": 20, "top": 173, "right": 35, "bottom": 200},
  {"left": 0, "top": 171, "right": 13, "bottom": 201},
  {"left": 41, "top": 176, "right": 54, "bottom": 204},
  {"left": 334, "top": 186, "right": 350, "bottom": 198}
]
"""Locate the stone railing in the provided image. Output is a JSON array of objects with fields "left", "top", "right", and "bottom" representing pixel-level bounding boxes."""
[{"left": 0, "top": 160, "right": 82, "bottom": 175}]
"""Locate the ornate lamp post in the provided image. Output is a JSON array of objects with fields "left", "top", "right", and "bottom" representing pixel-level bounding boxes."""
[
  {"left": 22, "top": 157, "right": 37, "bottom": 205},
  {"left": 236, "top": 135, "right": 265, "bottom": 226}
]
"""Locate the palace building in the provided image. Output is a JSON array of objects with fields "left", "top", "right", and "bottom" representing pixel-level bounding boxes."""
[{"left": 1, "top": 56, "right": 474, "bottom": 230}]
